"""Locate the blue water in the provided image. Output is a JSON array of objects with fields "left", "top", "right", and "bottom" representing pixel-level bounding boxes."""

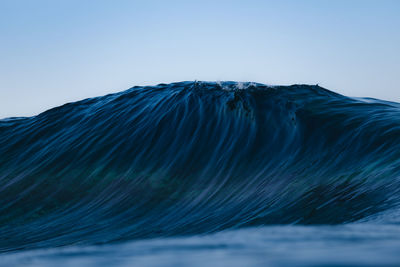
[{"left": 1, "top": 81, "right": 400, "bottom": 266}]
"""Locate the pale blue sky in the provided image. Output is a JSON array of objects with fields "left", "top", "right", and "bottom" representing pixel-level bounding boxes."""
[{"left": 0, "top": 0, "right": 399, "bottom": 118}]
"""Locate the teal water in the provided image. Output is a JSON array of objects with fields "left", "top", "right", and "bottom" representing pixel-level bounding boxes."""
[{"left": 1, "top": 82, "right": 400, "bottom": 265}]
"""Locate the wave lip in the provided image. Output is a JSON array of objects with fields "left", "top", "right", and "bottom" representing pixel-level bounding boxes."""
[{"left": 1, "top": 81, "right": 400, "bottom": 252}]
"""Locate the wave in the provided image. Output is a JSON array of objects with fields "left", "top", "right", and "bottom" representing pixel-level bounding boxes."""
[{"left": 1, "top": 81, "right": 400, "bottom": 252}]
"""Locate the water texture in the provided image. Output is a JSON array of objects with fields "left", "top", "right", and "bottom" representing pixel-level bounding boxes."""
[{"left": 1, "top": 81, "right": 400, "bottom": 265}]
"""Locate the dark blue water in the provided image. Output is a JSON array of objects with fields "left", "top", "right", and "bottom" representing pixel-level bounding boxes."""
[{"left": 1, "top": 81, "right": 400, "bottom": 266}]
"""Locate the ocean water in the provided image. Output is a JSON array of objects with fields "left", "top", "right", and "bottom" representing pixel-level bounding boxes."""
[{"left": 1, "top": 81, "right": 400, "bottom": 266}]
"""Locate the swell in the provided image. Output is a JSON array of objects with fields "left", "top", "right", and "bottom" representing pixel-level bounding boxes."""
[{"left": 0, "top": 81, "right": 400, "bottom": 252}]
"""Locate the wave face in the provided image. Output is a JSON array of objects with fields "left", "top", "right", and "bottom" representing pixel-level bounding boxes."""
[{"left": 1, "top": 81, "right": 400, "bottom": 252}]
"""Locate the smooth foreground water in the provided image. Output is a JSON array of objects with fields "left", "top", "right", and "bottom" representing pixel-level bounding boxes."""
[{"left": 2, "top": 222, "right": 400, "bottom": 266}]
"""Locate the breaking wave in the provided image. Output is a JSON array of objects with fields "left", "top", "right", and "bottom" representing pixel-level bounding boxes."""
[{"left": 1, "top": 81, "right": 400, "bottom": 252}]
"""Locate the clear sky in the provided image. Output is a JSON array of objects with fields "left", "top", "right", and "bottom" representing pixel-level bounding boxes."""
[{"left": 0, "top": 0, "right": 399, "bottom": 118}]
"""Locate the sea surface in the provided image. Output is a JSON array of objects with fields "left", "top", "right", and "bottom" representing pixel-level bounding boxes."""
[{"left": 1, "top": 81, "right": 400, "bottom": 266}]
